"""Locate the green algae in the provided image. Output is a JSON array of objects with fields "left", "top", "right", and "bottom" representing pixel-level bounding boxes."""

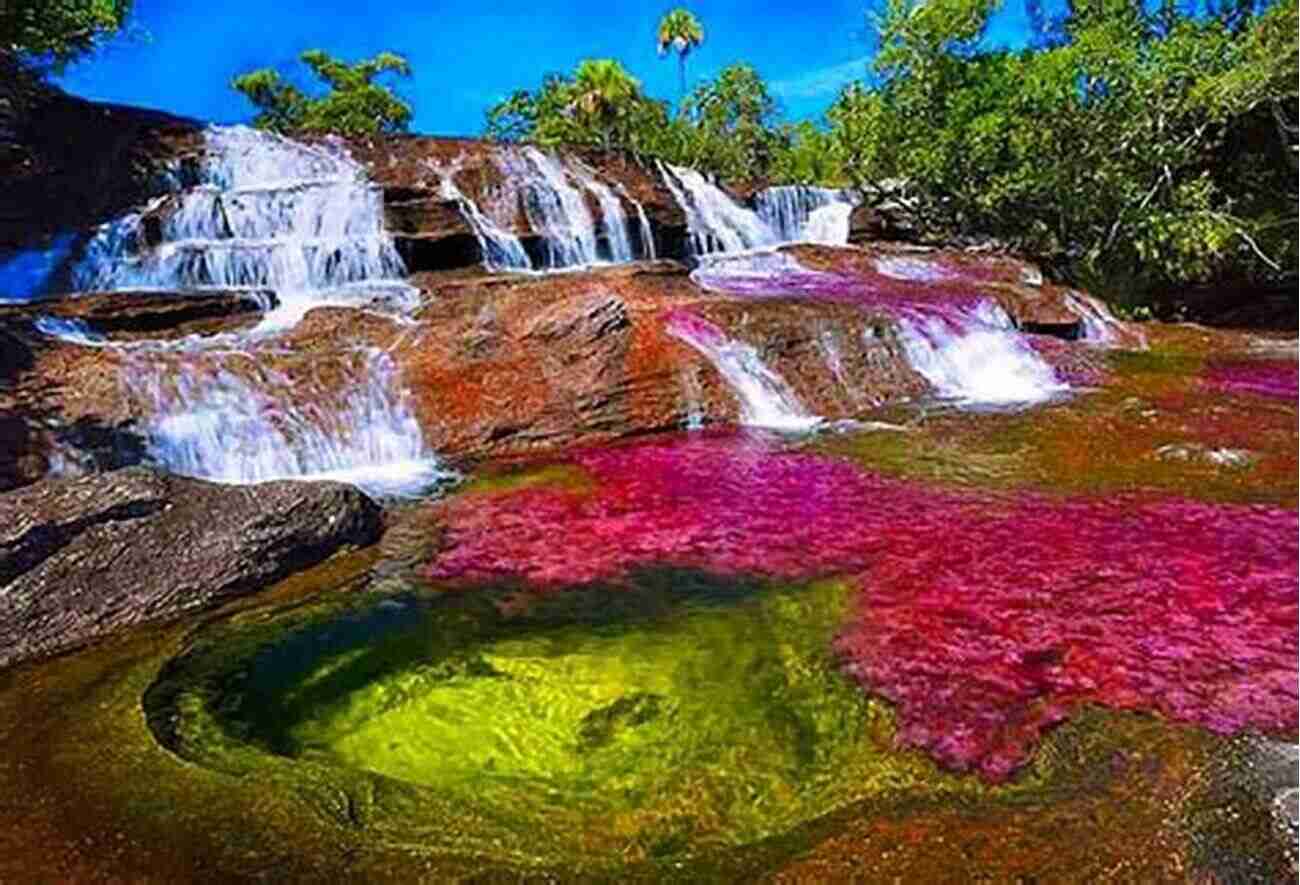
[
  {"left": 146, "top": 573, "right": 994, "bottom": 863},
  {"left": 456, "top": 462, "right": 596, "bottom": 497},
  {"left": 0, "top": 543, "right": 1290, "bottom": 880},
  {"left": 815, "top": 343, "right": 1298, "bottom": 507}
]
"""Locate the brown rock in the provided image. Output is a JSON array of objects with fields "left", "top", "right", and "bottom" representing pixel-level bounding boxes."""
[{"left": 0, "top": 467, "right": 382, "bottom": 668}]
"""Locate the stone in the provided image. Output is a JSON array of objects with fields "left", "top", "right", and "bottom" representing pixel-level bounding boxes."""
[{"left": 0, "top": 467, "right": 382, "bottom": 668}]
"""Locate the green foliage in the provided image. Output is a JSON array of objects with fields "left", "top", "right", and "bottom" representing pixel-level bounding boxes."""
[
  {"left": 486, "top": 59, "right": 834, "bottom": 184},
  {"left": 678, "top": 63, "right": 779, "bottom": 180},
  {"left": 656, "top": 8, "right": 705, "bottom": 96},
  {"left": 1, "top": 0, "right": 132, "bottom": 69},
  {"left": 831, "top": 0, "right": 1298, "bottom": 300},
  {"left": 232, "top": 49, "right": 413, "bottom": 136}
]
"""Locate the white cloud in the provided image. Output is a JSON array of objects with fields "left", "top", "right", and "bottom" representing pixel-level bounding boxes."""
[{"left": 771, "top": 57, "right": 871, "bottom": 101}]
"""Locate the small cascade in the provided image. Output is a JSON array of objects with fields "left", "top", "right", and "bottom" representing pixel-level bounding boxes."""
[
  {"left": 620, "top": 183, "right": 657, "bottom": 261},
  {"left": 72, "top": 125, "right": 413, "bottom": 329},
  {"left": 804, "top": 203, "right": 853, "bottom": 245},
  {"left": 679, "top": 367, "right": 706, "bottom": 430},
  {"left": 129, "top": 349, "right": 451, "bottom": 497},
  {"left": 570, "top": 161, "right": 636, "bottom": 263},
  {"left": 48, "top": 125, "right": 447, "bottom": 497},
  {"left": 659, "top": 162, "right": 778, "bottom": 255},
  {"left": 667, "top": 311, "right": 822, "bottom": 432},
  {"left": 753, "top": 185, "right": 854, "bottom": 245},
  {"left": 497, "top": 147, "right": 600, "bottom": 269},
  {"left": 897, "top": 301, "right": 1067, "bottom": 406},
  {"left": 34, "top": 315, "right": 106, "bottom": 346},
  {"left": 428, "top": 157, "right": 532, "bottom": 272},
  {"left": 818, "top": 328, "right": 861, "bottom": 406},
  {"left": 1064, "top": 289, "right": 1145, "bottom": 347}
]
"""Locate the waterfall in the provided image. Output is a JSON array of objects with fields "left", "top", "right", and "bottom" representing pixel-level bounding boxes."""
[
  {"left": 753, "top": 185, "right": 854, "bottom": 245},
  {"left": 129, "top": 349, "right": 451, "bottom": 498},
  {"left": 659, "top": 162, "right": 778, "bottom": 255},
  {"left": 48, "top": 125, "right": 448, "bottom": 497},
  {"left": 1064, "top": 289, "right": 1144, "bottom": 347},
  {"left": 804, "top": 204, "right": 853, "bottom": 245},
  {"left": 570, "top": 161, "right": 636, "bottom": 263},
  {"left": 620, "top": 183, "right": 657, "bottom": 261},
  {"left": 667, "top": 311, "right": 822, "bottom": 432},
  {"left": 896, "top": 301, "right": 1067, "bottom": 406},
  {"left": 72, "top": 125, "right": 414, "bottom": 330},
  {"left": 493, "top": 147, "right": 600, "bottom": 269},
  {"left": 429, "top": 158, "right": 532, "bottom": 272}
]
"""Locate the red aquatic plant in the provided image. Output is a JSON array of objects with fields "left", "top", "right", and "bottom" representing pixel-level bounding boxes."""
[
  {"left": 426, "top": 433, "right": 1297, "bottom": 780},
  {"left": 1202, "top": 359, "right": 1298, "bottom": 401}
]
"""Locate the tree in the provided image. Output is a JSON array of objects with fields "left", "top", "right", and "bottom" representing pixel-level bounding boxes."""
[
  {"left": 571, "top": 59, "right": 642, "bottom": 152},
  {"left": 1, "top": 0, "right": 132, "bottom": 70},
  {"left": 829, "top": 0, "right": 1297, "bottom": 302},
  {"left": 233, "top": 50, "right": 413, "bottom": 136},
  {"left": 657, "top": 8, "right": 705, "bottom": 100},
  {"left": 682, "top": 63, "right": 779, "bottom": 180}
]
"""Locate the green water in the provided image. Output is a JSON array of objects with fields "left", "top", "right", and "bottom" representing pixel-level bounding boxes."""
[{"left": 148, "top": 572, "right": 975, "bottom": 860}]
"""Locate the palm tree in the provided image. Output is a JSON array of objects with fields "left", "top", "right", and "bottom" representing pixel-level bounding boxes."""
[
  {"left": 571, "top": 59, "right": 641, "bottom": 152},
  {"left": 656, "top": 8, "right": 705, "bottom": 100}
]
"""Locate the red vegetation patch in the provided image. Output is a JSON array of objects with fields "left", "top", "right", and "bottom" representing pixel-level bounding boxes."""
[
  {"left": 427, "top": 433, "right": 1298, "bottom": 780},
  {"left": 1202, "top": 358, "right": 1299, "bottom": 401}
]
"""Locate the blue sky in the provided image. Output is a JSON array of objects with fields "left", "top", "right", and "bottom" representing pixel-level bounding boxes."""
[{"left": 56, "top": 1, "right": 1031, "bottom": 135}]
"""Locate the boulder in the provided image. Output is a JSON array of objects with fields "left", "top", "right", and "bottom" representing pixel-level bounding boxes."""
[{"left": 0, "top": 467, "right": 382, "bottom": 668}]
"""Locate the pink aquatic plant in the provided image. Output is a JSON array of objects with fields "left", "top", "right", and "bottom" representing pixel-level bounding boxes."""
[
  {"left": 427, "top": 434, "right": 1298, "bottom": 780},
  {"left": 1203, "top": 359, "right": 1298, "bottom": 401}
]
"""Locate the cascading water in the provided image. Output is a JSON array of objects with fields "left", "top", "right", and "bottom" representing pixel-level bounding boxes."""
[
  {"left": 620, "top": 183, "right": 657, "bottom": 261},
  {"left": 46, "top": 125, "right": 449, "bottom": 496},
  {"left": 126, "top": 348, "right": 448, "bottom": 497},
  {"left": 659, "top": 162, "right": 778, "bottom": 255},
  {"left": 1064, "top": 289, "right": 1145, "bottom": 347},
  {"left": 896, "top": 300, "right": 1067, "bottom": 406},
  {"left": 73, "top": 125, "right": 414, "bottom": 330},
  {"left": 570, "top": 161, "right": 636, "bottom": 263},
  {"left": 753, "top": 185, "right": 855, "bottom": 245},
  {"left": 428, "top": 157, "right": 532, "bottom": 272},
  {"left": 667, "top": 311, "right": 822, "bottom": 432},
  {"left": 497, "top": 147, "right": 599, "bottom": 269}
]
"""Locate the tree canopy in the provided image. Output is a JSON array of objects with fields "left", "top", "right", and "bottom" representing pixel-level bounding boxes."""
[
  {"left": 1, "top": 0, "right": 132, "bottom": 70},
  {"left": 657, "top": 8, "right": 705, "bottom": 97},
  {"left": 232, "top": 50, "right": 413, "bottom": 136},
  {"left": 828, "top": 0, "right": 1297, "bottom": 300}
]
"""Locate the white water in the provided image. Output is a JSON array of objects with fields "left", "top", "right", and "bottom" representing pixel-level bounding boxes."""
[
  {"left": 659, "top": 163, "right": 778, "bottom": 255},
  {"left": 1064, "top": 289, "right": 1145, "bottom": 347},
  {"left": 897, "top": 300, "right": 1067, "bottom": 406},
  {"left": 667, "top": 313, "right": 822, "bottom": 432},
  {"left": 53, "top": 125, "right": 448, "bottom": 497},
  {"left": 429, "top": 157, "right": 532, "bottom": 272},
  {"left": 753, "top": 185, "right": 855, "bottom": 245},
  {"left": 620, "top": 183, "right": 657, "bottom": 261},
  {"left": 72, "top": 126, "right": 414, "bottom": 331},
  {"left": 570, "top": 161, "right": 636, "bottom": 263},
  {"left": 131, "top": 349, "right": 448, "bottom": 497},
  {"left": 493, "top": 147, "right": 599, "bottom": 269},
  {"left": 34, "top": 315, "right": 106, "bottom": 346}
]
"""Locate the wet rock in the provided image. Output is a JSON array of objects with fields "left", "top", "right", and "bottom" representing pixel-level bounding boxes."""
[
  {"left": 0, "top": 53, "right": 201, "bottom": 252},
  {"left": 0, "top": 289, "right": 275, "bottom": 340},
  {"left": 0, "top": 467, "right": 382, "bottom": 668},
  {"left": 1155, "top": 442, "right": 1256, "bottom": 468}
]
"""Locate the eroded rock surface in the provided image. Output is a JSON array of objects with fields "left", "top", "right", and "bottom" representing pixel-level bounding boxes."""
[{"left": 0, "top": 467, "right": 382, "bottom": 668}]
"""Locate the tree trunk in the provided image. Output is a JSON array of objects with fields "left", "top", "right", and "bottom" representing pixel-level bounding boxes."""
[{"left": 678, "top": 55, "right": 686, "bottom": 104}]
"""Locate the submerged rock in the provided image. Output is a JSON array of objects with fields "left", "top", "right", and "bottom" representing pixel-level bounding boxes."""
[{"left": 0, "top": 467, "right": 382, "bottom": 668}]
